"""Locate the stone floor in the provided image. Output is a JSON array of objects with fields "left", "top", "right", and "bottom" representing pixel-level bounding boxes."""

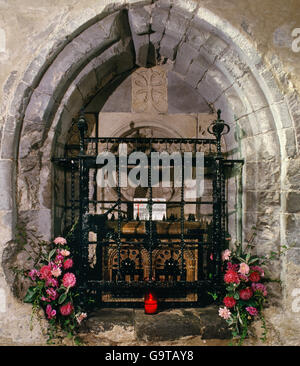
[{"left": 78, "top": 305, "right": 233, "bottom": 346}]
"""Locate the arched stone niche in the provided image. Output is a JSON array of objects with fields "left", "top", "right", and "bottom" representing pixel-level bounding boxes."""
[{"left": 0, "top": 0, "right": 299, "bottom": 345}]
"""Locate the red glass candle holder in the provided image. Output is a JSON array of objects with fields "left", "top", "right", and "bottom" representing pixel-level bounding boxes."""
[{"left": 144, "top": 290, "right": 158, "bottom": 314}]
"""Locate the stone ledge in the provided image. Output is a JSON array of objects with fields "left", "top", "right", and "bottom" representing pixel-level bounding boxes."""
[{"left": 79, "top": 305, "right": 231, "bottom": 345}]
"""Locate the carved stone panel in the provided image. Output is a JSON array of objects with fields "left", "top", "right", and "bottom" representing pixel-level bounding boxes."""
[{"left": 131, "top": 66, "right": 168, "bottom": 113}]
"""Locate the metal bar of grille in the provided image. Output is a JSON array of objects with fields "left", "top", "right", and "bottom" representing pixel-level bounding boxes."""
[
  {"left": 180, "top": 147, "right": 185, "bottom": 280},
  {"left": 117, "top": 167, "right": 122, "bottom": 281},
  {"left": 71, "top": 160, "right": 76, "bottom": 228},
  {"left": 148, "top": 139, "right": 153, "bottom": 281},
  {"left": 84, "top": 137, "right": 218, "bottom": 144}
]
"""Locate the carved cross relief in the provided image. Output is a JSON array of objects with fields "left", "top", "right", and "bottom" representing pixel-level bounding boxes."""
[{"left": 131, "top": 66, "right": 168, "bottom": 114}]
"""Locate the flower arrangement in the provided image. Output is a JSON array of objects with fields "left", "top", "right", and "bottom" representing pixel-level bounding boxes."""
[
  {"left": 217, "top": 232, "right": 290, "bottom": 346},
  {"left": 23, "top": 236, "right": 86, "bottom": 344}
]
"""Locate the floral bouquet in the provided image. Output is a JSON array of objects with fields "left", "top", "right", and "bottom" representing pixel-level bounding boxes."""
[
  {"left": 23, "top": 236, "right": 86, "bottom": 343},
  {"left": 217, "top": 239, "right": 270, "bottom": 345}
]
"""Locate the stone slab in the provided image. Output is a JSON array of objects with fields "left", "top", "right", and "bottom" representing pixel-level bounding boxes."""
[
  {"left": 84, "top": 308, "right": 135, "bottom": 333},
  {"left": 80, "top": 305, "right": 231, "bottom": 343},
  {"left": 134, "top": 308, "right": 201, "bottom": 341}
]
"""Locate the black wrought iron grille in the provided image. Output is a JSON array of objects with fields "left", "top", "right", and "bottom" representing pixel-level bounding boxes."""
[{"left": 52, "top": 110, "right": 244, "bottom": 309}]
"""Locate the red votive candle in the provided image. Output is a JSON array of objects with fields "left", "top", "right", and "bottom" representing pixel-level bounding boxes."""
[{"left": 144, "top": 290, "right": 158, "bottom": 314}]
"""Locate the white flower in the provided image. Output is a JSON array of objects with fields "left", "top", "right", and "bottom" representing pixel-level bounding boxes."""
[{"left": 218, "top": 307, "right": 231, "bottom": 320}]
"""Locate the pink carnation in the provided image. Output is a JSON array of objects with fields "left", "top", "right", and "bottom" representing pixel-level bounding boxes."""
[
  {"left": 224, "top": 269, "right": 240, "bottom": 284},
  {"left": 46, "top": 288, "right": 58, "bottom": 301},
  {"left": 63, "top": 258, "right": 73, "bottom": 270},
  {"left": 46, "top": 304, "right": 56, "bottom": 319},
  {"left": 239, "top": 273, "right": 249, "bottom": 282},
  {"left": 41, "top": 296, "right": 50, "bottom": 302},
  {"left": 246, "top": 306, "right": 258, "bottom": 316},
  {"left": 218, "top": 307, "right": 231, "bottom": 320},
  {"left": 62, "top": 272, "right": 76, "bottom": 288},
  {"left": 45, "top": 277, "right": 59, "bottom": 287},
  {"left": 227, "top": 262, "right": 239, "bottom": 271},
  {"left": 251, "top": 282, "right": 267, "bottom": 296},
  {"left": 54, "top": 254, "right": 65, "bottom": 264},
  {"left": 250, "top": 266, "right": 264, "bottom": 277},
  {"left": 40, "top": 265, "right": 52, "bottom": 280},
  {"left": 76, "top": 312, "right": 87, "bottom": 324},
  {"left": 28, "top": 269, "right": 39, "bottom": 281},
  {"left": 60, "top": 302, "right": 74, "bottom": 316},
  {"left": 51, "top": 266, "right": 62, "bottom": 278},
  {"left": 60, "top": 249, "right": 70, "bottom": 257},
  {"left": 53, "top": 237, "right": 67, "bottom": 245},
  {"left": 222, "top": 249, "right": 231, "bottom": 261},
  {"left": 239, "top": 262, "right": 250, "bottom": 275}
]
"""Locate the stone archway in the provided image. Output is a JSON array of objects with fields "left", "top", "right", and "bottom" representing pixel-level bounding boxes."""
[{"left": 0, "top": 0, "right": 299, "bottom": 344}]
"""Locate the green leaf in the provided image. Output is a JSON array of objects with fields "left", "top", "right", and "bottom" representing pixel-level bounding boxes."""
[
  {"left": 48, "top": 248, "right": 57, "bottom": 262},
  {"left": 208, "top": 292, "right": 218, "bottom": 301},
  {"left": 233, "top": 293, "right": 240, "bottom": 300},
  {"left": 23, "top": 286, "right": 39, "bottom": 303},
  {"left": 248, "top": 257, "right": 260, "bottom": 264},
  {"left": 58, "top": 292, "right": 67, "bottom": 304}
]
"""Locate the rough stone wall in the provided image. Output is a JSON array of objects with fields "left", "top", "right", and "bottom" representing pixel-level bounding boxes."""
[{"left": 0, "top": 0, "right": 299, "bottom": 345}]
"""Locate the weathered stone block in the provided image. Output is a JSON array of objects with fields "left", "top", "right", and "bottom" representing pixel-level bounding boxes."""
[
  {"left": 165, "top": 9, "right": 190, "bottom": 38},
  {"left": 185, "top": 56, "right": 210, "bottom": 88},
  {"left": 285, "top": 155, "right": 300, "bottom": 190},
  {"left": 168, "top": 71, "right": 210, "bottom": 113},
  {"left": 18, "top": 208, "right": 52, "bottom": 241},
  {"left": 134, "top": 309, "right": 201, "bottom": 341},
  {"left": 284, "top": 213, "right": 300, "bottom": 247},
  {"left": 280, "top": 127, "right": 297, "bottom": 158},
  {"left": 270, "top": 100, "right": 293, "bottom": 129},
  {"left": 201, "top": 35, "right": 228, "bottom": 64},
  {"left": 151, "top": 7, "right": 169, "bottom": 33},
  {"left": 159, "top": 33, "right": 181, "bottom": 60},
  {"left": 221, "top": 87, "right": 249, "bottom": 118},
  {"left": 174, "top": 42, "right": 198, "bottom": 75},
  {"left": 131, "top": 33, "right": 150, "bottom": 67},
  {"left": 251, "top": 132, "right": 280, "bottom": 161},
  {"left": 75, "top": 63, "right": 98, "bottom": 102},
  {"left": 235, "top": 72, "right": 269, "bottom": 112},
  {"left": 84, "top": 308, "right": 134, "bottom": 333},
  {"left": 197, "top": 66, "right": 232, "bottom": 102},
  {"left": 256, "top": 160, "right": 281, "bottom": 191},
  {"left": 244, "top": 190, "right": 281, "bottom": 214},
  {"left": 36, "top": 13, "right": 126, "bottom": 105},
  {"left": 186, "top": 24, "right": 210, "bottom": 50},
  {"left": 216, "top": 47, "right": 249, "bottom": 82},
  {"left": 150, "top": 31, "right": 163, "bottom": 47},
  {"left": 244, "top": 190, "right": 258, "bottom": 212},
  {"left": 155, "top": 0, "right": 172, "bottom": 9},
  {"left": 128, "top": 7, "right": 151, "bottom": 35},
  {"left": 257, "top": 190, "right": 281, "bottom": 212},
  {"left": 286, "top": 192, "right": 300, "bottom": 214},
  {"left": 63, "top": 85, "right": 84, "bottom": 118},
  {"left": 37, "top": 41, "right": 86, "bottom": 100},
  {"left": 0, "top": 160, "right": 12, "bottom": 211},
  {"left": 286, "top": 247, "right": 300, "bottom": 266},
  {"left": 24, "top": 89, "right": 57, "bottom": 126},
  {"left": 9, "top": 81, "right": 33, "bottom": 119},
  {"left": 0, "top": 210, "right": 14, "bottom": 244},
  {"left": 243, "top": 162, "right": 258, "bottom": 190},
  {"left": 252, "top": 107, "right": 275, "bottom": 135},
  {"left": 100, "top": 75, "right": 132, "bottom": 113},
  {"left": 286, "top": 91, "right": 300, "bottom": 127}
]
